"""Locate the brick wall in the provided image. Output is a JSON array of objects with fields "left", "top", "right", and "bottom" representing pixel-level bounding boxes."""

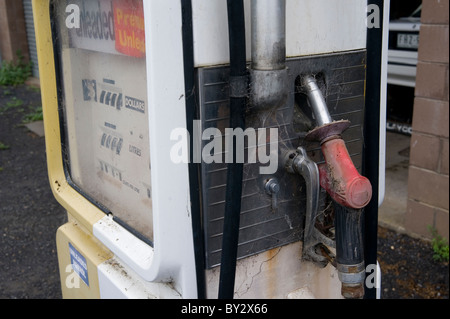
[
  {"left": 406, "top": 0, "right": 449, "bottom": 240},
  {"left": 0, "top": 0, "right": 29, "bottom": 63}
]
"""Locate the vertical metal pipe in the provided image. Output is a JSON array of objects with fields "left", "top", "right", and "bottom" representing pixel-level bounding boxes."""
[
  {"left": 250, "top": 0, "right": 288, "bottom": 110},
  {"left": 251, "top": 0, "right": 286, "bottom": 71}
]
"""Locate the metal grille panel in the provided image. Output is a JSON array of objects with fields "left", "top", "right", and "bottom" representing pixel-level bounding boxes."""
[{"left": 198, "top": 50, "right": 367, "bottom": 268}]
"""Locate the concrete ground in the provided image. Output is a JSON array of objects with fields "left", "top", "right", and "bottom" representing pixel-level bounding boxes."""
[{"left": 379, "top": 131, "right": 411, "bottom": 234}]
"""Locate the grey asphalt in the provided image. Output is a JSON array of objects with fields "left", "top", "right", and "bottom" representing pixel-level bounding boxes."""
[{"left": 0, "top": 88, "right": 67, "bottom": 299}]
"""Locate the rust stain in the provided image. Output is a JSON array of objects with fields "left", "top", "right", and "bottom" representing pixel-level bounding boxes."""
[
  {"left": 265, "top": 247, "right": 281, "bottom": 298},
  {"left": 341, "top": 283, "right": 364, "bottom": 299}
]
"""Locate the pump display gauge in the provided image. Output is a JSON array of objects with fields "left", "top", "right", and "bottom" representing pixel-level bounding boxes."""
[{"left": 53, "top": 0, "right": 153, "bottom": 241}]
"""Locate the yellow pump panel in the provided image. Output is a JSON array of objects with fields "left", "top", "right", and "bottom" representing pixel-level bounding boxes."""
[{"left": 56, "top": 220, "right": 113, "bottom": 299}]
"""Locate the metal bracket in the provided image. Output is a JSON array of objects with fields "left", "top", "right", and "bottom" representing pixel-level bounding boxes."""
[{"left": 285, "top": 147, "right": 335, "bottom": 267}]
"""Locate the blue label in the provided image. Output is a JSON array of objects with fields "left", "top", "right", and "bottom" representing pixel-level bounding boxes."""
[{"left": 69, "top": 243, "right": 89, "bottom": 287}]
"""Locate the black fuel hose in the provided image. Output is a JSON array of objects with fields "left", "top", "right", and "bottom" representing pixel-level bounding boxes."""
[
  {"left": 181, "top": 0, "right": 206, "bottom": 299},
  {"left": 218, "top": 0, "right": 247, "bottom": 299}
]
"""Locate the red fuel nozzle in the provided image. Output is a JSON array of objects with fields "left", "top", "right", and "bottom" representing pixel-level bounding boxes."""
[
  {"left": 300, "top": 75, "right": 371, "bottom": 298},
  {"left": 301, "top": 75, "right": 372, "bottom": 209},
  {"left": 318, "top": 138, "right": 372, "bottom": 209}
]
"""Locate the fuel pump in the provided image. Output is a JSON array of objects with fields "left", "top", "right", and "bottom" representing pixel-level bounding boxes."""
[{"left": 34, "top": 0, "right": 388, "bottom": 299}]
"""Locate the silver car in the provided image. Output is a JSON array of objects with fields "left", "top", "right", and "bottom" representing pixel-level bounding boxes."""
[{"left": 387, "top": 5, "right": 421, "bottom": 88}]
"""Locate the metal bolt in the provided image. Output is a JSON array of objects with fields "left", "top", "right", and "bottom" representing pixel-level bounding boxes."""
[{"left": 265, "top": 178, "right": 280, "bottom": 211}]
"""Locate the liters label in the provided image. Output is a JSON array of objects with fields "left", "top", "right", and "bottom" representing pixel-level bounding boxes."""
[
  {"left": 113, "top": 0, "right": 145, "bottom": 57},
  {"left": 69, "top": 243, "right": 89, "bottom": 287}
]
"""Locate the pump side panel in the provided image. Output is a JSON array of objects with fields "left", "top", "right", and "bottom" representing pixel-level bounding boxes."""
[
  {"left": 205, "top": 242, "right": 344, "bottom": 299},
  {"left": 191, "top": 0, "right": 367, "bottom": 67},
  {"left": 200, "top": 51, "right": 367, "bottom": 268},
  {"left": 56, "top": 221, "right": 113, "bottom": 299}
]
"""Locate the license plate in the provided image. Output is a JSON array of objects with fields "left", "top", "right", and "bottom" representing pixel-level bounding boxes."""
[{"left": 397, "top": 33, "right": 419, "bottom": 49}]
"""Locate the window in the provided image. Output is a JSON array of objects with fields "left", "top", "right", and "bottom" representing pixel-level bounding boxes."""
[{"left": 52, "top": 0, "right": 153, "bottom": 242}]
